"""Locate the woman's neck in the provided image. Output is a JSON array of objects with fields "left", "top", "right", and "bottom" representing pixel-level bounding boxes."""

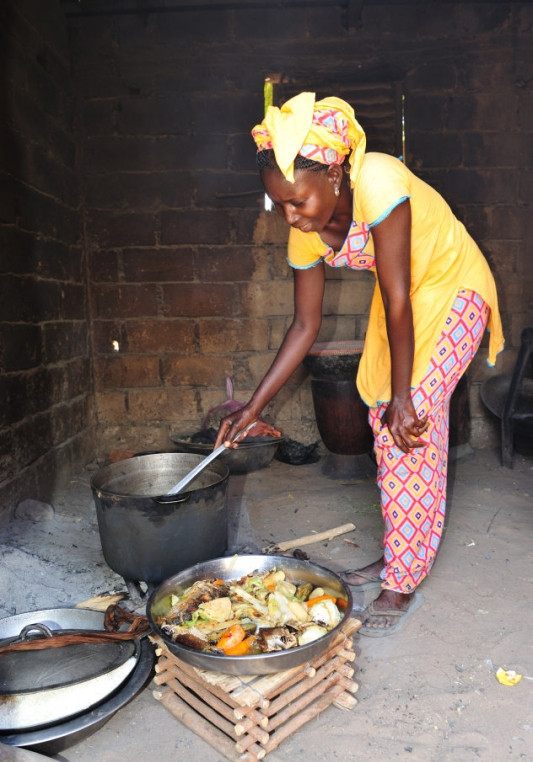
[{"left": 319, "top": 181, "right": 352, "bottom": 251}]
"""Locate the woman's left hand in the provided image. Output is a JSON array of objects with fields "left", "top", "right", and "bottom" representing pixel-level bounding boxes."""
[{"left": 382, "top": 397, "right": 429, "bottom": 454}]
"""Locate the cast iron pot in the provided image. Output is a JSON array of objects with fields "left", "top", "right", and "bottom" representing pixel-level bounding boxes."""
[
  {"left": 147, "top": 554, "right": 353, "bottom": 675},
  {"left": 91, "top": 453, "right": 229, "bottom": 585}
]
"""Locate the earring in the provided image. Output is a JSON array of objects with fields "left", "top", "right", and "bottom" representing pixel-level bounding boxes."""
[{"left": 334, "top": 185, "right": 340, "bottom": 197}]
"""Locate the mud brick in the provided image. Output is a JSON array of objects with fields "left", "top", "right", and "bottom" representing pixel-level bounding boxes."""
[
  {"left": 198, "top": 319, "right": 268, "bottom": 354},
  {"left": 88, "top": 248, "right": 120, "bottom": 283},
  {"left": 411, "top": 132, "right": 462, "bottom": 169},
  {"left": 86, "top": 135, "right": 227, "bottom": 173},
  {"left": 151, "top": 10, "right": 231, "bottom": 45},
  {"left": 36, "top": 240, "right": 83, "bottom": 282},
  {"left": 229, "top": 134, "right": 260, "bottom": 173},
  {"left": 195, "top": 171, "right": 259, "bottom": 208},
  {"left": 42, "top": 322, "right": 88, "bottom": 363},
  {"left": 81, "top": 99, "right": 116, "bottom": 136},
  {"left": 84, "top": 136, "right": 153, "bottom": 173},
  {"left": 252, "top": 212, "right": 289, "bottom": 246},
  {"left": 240, "top": 282, "right": 294, "bottom": 318},
  {"left": 234, "top": 5, "right": 301, "bottom": 39},
  {"left": 95, "top": 391, "right": 128, "bottom": 423},
  {"left": 0, "top": 275, "right": 42, "bottom": 322},
  {"left": 16, "top": 413, "right": 54, "bottom": 467},
  {"left": 407, "top": 94, "right": 447, "bottom": 132},
  {"left": 93, "top": 355, "right": 160, "bottom": 390},
  {"left": 85, "top": 171, "right": 194, "bottom": 210},
  {"left": 196, "top": 246, "right": 262, "bottom": 284},
  {"left": 121, "top": 248, "right": 195, "bottom": 283},
  {"left": 127, "top": 388, "right": 198, "bottom": 423},
  {"left": 160, "top": 210, "right": 232, "bottom": 246},
  {"left": 162, "top": 355, "right": 231, "bottom": 388},
  {"left": 26, "top": 144, "right": 70, "bottom": 201},
  {"left": 17, "top": 185, "right": 79, "bottom": 243},
  {"left": 0, "top": 173, "right": 17, "bottom": 224},
  {"left": 87, "top": 210, "right": 156, "bottom": 247},
  {"left": 162, "top": 283, "right": 235, "bottom": 318},
  {"left": 66, "top": 358, "right": 92, "bottom": 399},
  {"left": 0, "top": 374, "right": 30, "bottom": 426},
  {"left": 124, "top": 320, "right": 195, "bottom": 354},
  {"left": 325, "top": 278, "right": 374, "bottom": 316},
  {"left": 50, "top": 398, "right": 87, "bottom": 445},
  {"left": 91, "top": 284, "right": 159, "bottom": 319},
  {"left": 0, "top": 323, "right": 42, "bottom": 371},
  {"left": 0, "top": 225, "right": 33, "bottom": 274},
  {"left": 233, "top": 210, "right": 266, "bottom": 245},
  {"left": 47, "top": 122, "right": 77, "bottom": 168},
  {"left": 486, "top": 204, "right": 523, "bottom": 240},
  {"left": 61, "top": 283, "right": 88, "bottom": 320}
]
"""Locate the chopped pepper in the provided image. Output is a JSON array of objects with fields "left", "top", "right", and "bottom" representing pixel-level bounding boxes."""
[
  {"left": 216, "top": 623, "right": 246, "bottom": 652},
  {"left": 224, "top": 635, "right": 257, "bottom": 656}
]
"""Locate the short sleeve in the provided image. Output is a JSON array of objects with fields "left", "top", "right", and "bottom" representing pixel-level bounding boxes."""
[
  {"left": 287, "top": 227, "right": 328, "bottom": 269},
  {"left": 354, "top": 153, "right": 411, "bottom": 227}
]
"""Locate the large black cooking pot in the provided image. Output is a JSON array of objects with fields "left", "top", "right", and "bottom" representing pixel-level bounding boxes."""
[{"left": 91, "top": 453, "right": 229, "bottom": 585}]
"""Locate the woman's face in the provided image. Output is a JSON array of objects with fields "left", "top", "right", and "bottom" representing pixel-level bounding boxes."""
[{"left": 261, "top": 166, "right": 339, "bottom": 234}]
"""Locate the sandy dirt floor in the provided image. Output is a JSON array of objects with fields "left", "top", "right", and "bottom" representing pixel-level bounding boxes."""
[{"left": 1, "top": 445, "right": 532, "bottom": 762}]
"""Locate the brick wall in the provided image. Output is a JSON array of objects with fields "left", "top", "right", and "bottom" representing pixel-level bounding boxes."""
[
  {"left": 1, "top": 1, "right": 531, "bottom": 517},
  {"left": 62, "top": 0, "right": 531, "bottom": 455},
  {"left": 0, "top": 0, "right": 94, "bottom": 520}
]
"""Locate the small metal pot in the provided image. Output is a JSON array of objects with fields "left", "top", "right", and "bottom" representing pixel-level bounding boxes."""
[
  {"left": 147, "top": 554, "right": 353, "bottom": 675},
  {"left": 91, "top": 453, "right": 230, "bottom": 584}
]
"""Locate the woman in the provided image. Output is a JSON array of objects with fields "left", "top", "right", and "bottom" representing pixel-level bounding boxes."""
[{"left": 214, "top": 92, "right": 504, "bottom": 636}]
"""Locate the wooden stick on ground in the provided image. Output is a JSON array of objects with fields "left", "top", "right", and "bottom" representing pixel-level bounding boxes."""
[{"left": 262, "top": 522, "right": 356, "bottom": 553}]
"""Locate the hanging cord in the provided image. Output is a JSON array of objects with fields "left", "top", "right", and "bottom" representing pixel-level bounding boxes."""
[{"left": 0, "top": 603, "right": 151, "bottom": 656}]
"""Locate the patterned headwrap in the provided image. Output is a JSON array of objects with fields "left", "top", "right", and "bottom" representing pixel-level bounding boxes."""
[{"left": 251, "top": 91, "right": 366, "bottom": 186}]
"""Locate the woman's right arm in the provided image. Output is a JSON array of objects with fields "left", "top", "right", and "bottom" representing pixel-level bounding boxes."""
[{"left": 214, "top": 262, "right": 325, "bottom": 447}]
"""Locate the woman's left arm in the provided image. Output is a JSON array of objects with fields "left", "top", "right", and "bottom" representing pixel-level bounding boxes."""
[{"left": 371, "top": 199, "right": 428, "bottom": 453}]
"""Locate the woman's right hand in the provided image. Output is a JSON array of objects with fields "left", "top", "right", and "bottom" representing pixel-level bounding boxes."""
[{"left": 213, "top": 405, "right": 259, "bottom": 449}]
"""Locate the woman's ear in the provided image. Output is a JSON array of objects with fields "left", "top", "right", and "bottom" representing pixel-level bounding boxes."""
[{"left": 326, "top": 164, "right": 344, "bottom": 189}]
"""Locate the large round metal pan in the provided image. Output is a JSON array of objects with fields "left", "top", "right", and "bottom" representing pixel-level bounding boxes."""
[
  {"left": 147, "top": 554, "right": 353, "bottom": 675},
  {"left": 0, "top": 627, "right": 154, "bottom": 756},
  {"left": 0, "top": 609, "right": 140, "bottom": 732}
]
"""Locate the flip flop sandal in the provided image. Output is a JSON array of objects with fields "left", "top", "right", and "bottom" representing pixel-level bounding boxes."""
[
  {"left": 340, "top": 568, "right": 383, "bottom": 591},
  {"left": 358, "top": 592, "right": 424, "bottom": 638}
]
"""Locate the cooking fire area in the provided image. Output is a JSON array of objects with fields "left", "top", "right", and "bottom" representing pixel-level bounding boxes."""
[{"left": 1, "top": 446, "right": 532, "bottom": 762}]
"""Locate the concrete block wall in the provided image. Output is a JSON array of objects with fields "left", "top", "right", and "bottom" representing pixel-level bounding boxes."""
[
  {"left": 62, "top": 0, "right": 532, "bottom": 455},
  {"left": 0, "top": 0, "right": 95, "bottom": 518}
]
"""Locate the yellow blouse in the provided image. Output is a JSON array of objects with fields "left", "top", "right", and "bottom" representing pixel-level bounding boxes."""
[{"left": 288, "top": 153, "right": 504, "bottom": 407}]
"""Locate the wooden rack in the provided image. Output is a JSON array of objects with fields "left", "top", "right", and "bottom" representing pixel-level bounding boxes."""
[{"left": 152, "top": 617, "right": 361, "bottom": 762}]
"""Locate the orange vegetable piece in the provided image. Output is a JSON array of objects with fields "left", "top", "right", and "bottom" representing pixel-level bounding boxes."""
[
  {"left": 336, "top": 597, "right": 348, "bottom": 610},
  {"left": 305, "top": 594, "right": 337, "bottom": 608},
  {"left": 224, "top": 635, "right": 256, "bottom": 656},
  {"left": 216, "top": 623, "right": 246, "bottom": 652}
]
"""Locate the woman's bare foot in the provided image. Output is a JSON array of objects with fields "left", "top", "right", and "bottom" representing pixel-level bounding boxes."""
[{"left": 340, "top": 557, "right": 384, "bottom": 586}]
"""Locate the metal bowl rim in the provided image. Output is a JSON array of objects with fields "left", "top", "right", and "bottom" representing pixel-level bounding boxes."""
[{"left": 169, "top": 436, "right": 285, "bottom": 450}]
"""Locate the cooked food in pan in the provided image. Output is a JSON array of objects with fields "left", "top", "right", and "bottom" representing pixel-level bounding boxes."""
[{"left": 153, "top": 567, "right": 348, "bottom": 656}]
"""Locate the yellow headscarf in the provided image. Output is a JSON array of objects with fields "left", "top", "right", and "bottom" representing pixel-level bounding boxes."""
[{"left": 251, "top": 92, "right": 366, "bottom": 186}]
